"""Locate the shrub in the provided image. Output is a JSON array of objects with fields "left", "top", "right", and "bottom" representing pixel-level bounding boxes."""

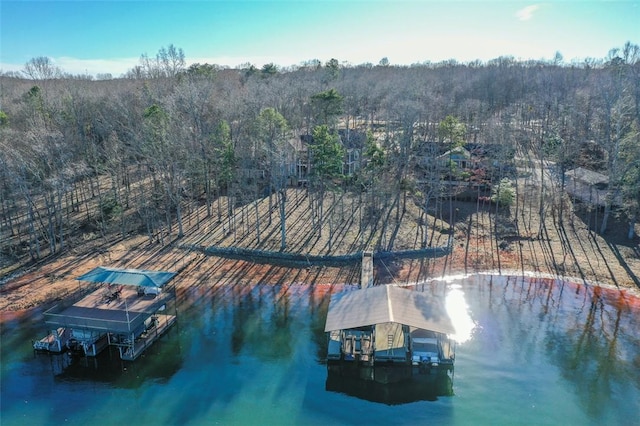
[
  {"left": 99, "top": 196, "right": 122, "bottom": 221},
  {"left": 0, "top": 110, "right": 8, "bottom": 127},
  {"left": 491, "top": 178, "right": 515, "bottom": 207}
]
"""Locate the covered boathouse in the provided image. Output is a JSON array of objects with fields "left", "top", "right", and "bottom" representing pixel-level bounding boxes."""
[
  {"left": 324, "top": 284, "right": 456, "bottom": 383},
  {"left": 34, "top": 267, "right": 177, "bottom": 361}
]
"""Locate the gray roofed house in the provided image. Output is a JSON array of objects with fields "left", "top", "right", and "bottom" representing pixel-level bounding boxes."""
[
  {"left": 564, "top": 167, "right": 619, "bottom": 207},
  {"left": 435, "top": 146, "right": 472, "bottom": 169}
]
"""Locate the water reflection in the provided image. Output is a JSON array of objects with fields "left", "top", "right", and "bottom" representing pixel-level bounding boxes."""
[
  {"left": 326, "top": 369, "right": 453, "bottom": 405},
  {"left": 456, "top": 275, "right": 640, "bottom": 424},
  {"left": 1, "top": 277, "right": 639, "bottom": 425},
  {"left": 543, "top": 284, "right": 640, "bottom": 419},
  {"left": 231, "top": 285, "right": 294, "bottom": 359},
  {"left": 49, "top": 338, "right": 183, "bottom": 389}
]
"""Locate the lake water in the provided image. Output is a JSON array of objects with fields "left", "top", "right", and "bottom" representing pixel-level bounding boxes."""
[{"left": 2, "top": 274, "right": 639, "bottom": 425}]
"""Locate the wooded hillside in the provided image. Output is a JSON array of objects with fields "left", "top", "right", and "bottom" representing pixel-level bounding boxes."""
[{"left": 1, "top": 43, "right": 639, "bottom": 287}]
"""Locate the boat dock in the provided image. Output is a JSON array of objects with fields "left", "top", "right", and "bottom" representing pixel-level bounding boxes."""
[
  {"left": 35, "top": 267, "right": 177, "bottom": 361},
  {"left": 324, "top": 282, "right": 456, "bottom": 383}
]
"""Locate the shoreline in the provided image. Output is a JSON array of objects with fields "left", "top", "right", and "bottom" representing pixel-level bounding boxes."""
[
  {"left": 3, "top": 262, "right": 638, "bottom": 327},
  {"left": 2, "top": 194, "right": 639, "bottom": 320}
]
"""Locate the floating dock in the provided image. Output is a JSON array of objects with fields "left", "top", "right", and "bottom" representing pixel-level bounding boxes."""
[
  {"left": 325, "top": 265, "right": 456, "bottom": 383},
  {"left": 35, "top": 267, "right": 177, "bottom": 361},
  {"left": 33, "top": 327, "right": 71, "bottom": 353}
]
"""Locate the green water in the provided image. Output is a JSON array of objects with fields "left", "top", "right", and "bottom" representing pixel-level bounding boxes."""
[{"left": 1, "top": 275, "right": 639, "bottom": 425}]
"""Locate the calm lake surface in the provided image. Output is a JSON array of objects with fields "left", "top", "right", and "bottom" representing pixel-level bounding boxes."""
[{"left": 2, "top": 274, "right": 639, "bottom": 425}]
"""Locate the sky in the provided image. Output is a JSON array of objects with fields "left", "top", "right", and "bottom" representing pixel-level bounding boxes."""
[{"left": 1, "top": 0, "right": 639, "bottom": 77}]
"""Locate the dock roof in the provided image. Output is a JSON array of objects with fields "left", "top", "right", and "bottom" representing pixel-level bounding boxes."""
[
  {"left": 324, "top": 285, "right": 455, "bottom": 334},
  {"left": 44, "top": 287, "right": 172, "bottom": 334},
  {"left": 76, "top": 267, "right": 176, "bottom": 288}
]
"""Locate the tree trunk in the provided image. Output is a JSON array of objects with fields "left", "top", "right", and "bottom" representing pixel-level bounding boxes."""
[
  {"left": 176, "top": 198, "right": 184, "bottom": 238},
  {"left": 600, "top": 201, "right": 612, "bottom": 234},
  {"left": 255, "top": 198, "right": 261, "bottom": 245},
  {"left": 44, "top": 192, "right": 56, "bottom": 254},
  {"left": 27, "top": 198, "right": 40, "bottom": 260},
  {"left": 56, "top": 185, "right": 65, "bottom": 251},
  {"left": 279, "top": 189, "right": 286, "bottom": 250}
]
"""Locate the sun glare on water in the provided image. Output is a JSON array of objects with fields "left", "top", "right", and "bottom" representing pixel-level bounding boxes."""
[{"left": 446, "top": 284, "right": 475, "bottom": 343}]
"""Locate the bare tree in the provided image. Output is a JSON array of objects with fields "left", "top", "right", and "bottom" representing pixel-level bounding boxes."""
[
  {"left": 23, "top": 57, "right": 61, "bottom": 80},
  {"left": 158, "top": 44, "right": 186, "bottom": 77}
]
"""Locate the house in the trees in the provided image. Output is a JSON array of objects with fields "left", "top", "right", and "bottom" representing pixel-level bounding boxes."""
[
  {"left": 436, "top": 146, "right": 472, "bottom": 171},
  {"left": 414, "top": 142, "right": 443, "bottom": 166},
  {"left": 286, "top": 134, "right": 312, "bottom": 186},
  {"left": 292, "top": 130, "right": 367, "bottom": 184},
  {"left": 416, "top": 143, "right": 498, "bottom": 192},
  {"left": 285, "top": 135, "right": 309, "bottom": 186},
  {"left": 464, "top": 143, "right": 516, "bottom": 179},
  {"left": 417, "top": 144, "right": 473, "bottom": 172},
  {"left": 338, "top": 129, "right": 367, "bottom": 177},
  {"left": 565, "top": 167, "right": 618, "bottom": 207}
]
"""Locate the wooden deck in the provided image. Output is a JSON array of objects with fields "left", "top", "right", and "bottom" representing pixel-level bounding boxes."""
[
  {"left": 361, "top": 251, "right": 374, "bottom": 288},
  {"left": 44, "top": 286, "right": 173, "bottom": 334}
]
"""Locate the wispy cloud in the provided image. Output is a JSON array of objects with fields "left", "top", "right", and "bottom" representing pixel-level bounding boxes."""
[
  {"left": 1, "top": 55, "right": 317, "bottom": 77},
  {"left": 1, "top": 57, "right": 140, "bottom": 77},
  {"left": 516, "top": 4, "right": 539, "bottom": 21},
  {"left": 55, "top": 57, "right": 139, "bottom": 76}
]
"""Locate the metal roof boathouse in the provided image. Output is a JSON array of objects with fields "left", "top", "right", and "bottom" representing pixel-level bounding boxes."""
[
  {"left": 34, "top": 267, "right": 178, "bottom": 361},
  {"left": 324, "top": 283, "right": 456, "bottom": 384}
]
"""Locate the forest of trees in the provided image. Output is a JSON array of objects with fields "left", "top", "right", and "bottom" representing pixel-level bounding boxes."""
[{"left": 1, "top": 42, "right": 639, "bottom": 266}]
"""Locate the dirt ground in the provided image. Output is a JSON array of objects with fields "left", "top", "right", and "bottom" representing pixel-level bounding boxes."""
[{"left": 1, "top": 189, "right": 639, "bottom": 324}]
